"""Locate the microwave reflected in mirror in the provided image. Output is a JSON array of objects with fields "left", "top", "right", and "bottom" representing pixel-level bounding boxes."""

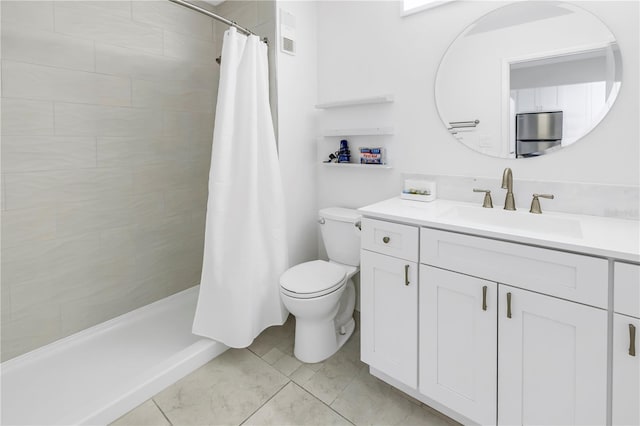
[{"left": 435, "top": 1, "right": 622, "bottom": 159}]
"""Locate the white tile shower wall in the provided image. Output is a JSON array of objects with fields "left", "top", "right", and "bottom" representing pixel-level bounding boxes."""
[
  {"left": 0, "top": 0, "right": 277, "bottom": 361},
  {"left": 315, "top": 1, "right": 639, "bottom": 217}
]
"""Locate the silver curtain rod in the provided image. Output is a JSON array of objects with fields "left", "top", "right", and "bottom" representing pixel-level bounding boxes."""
[{"left": 168, "top": 0, "right": 267, "bottom": 42}]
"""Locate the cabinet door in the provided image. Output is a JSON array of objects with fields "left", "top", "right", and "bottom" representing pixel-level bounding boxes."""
[
  {"left": 360, "top": 249, "right": 418, "bottom": 388},
  {"left": 536, "top": 86, "right": 559, "bottom": 111},
  {"left": 612, "top": 313, "right": 640, "bottom": 426},
  {"left": 516, "top": 88, "right": 536, "bottom": 113},
  {"left": 498, "top": 285, "right": 607, "bottom": 425},
  {"left": 419, "top": 266, "right": 497, "bottom": 425}
]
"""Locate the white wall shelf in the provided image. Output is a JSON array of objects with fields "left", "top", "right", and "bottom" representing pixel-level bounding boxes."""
[
  {"left": 322, "top": 127, "right": 394, "bottom": 137},
  {"left": 315, "top": 94, "right": 394, "bottom": 109},
  {"left": 321, "top": 162, "right": 392, "bottom": 169}
]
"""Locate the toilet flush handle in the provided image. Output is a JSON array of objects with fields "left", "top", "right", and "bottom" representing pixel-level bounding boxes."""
[
  {"left": 318, "top": 218, "right": 325, "bottom": 225},
  {"left": 354, "top": 220, "right": 361, "bottom": 230}
]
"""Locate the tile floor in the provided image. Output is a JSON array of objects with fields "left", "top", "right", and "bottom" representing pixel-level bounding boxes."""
[{"left": 111, "top": 315, "right": 459, "bottom": 426}]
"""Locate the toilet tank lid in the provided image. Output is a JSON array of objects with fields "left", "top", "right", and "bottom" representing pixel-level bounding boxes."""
[{"left": 319, "top": 207, "right": 361, "bottom": 223}]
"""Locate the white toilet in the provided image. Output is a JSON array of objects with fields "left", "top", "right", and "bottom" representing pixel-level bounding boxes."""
[{"left": 279, "top": 207, "right": 361, "bottom": 363}]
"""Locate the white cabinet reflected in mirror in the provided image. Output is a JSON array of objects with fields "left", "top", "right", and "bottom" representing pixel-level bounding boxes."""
[{"left": 435, "top": 2, "right": 622, "bottom": 159}]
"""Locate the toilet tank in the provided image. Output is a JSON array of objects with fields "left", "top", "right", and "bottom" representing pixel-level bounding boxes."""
[{"left": 319, "top": 207, "right": 361, "bottom": 266}]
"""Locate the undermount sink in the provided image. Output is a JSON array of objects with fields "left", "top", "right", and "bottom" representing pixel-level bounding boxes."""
[{"left": 439, "top": 205, "right": 584, "bottom": 239}]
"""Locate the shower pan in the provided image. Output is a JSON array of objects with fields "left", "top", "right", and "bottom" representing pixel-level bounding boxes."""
[{"left": 1, "top": 287, "right": 227, "bottom": 425}]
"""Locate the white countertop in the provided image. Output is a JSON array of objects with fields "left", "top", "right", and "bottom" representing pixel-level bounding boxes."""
[{"left": 359, "top": 197, "right": 640, "bottom": 263}]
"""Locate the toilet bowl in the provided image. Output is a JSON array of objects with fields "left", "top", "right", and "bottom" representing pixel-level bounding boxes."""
[{"left": 280, "top": 207, "right": 361, "bottom": 363}]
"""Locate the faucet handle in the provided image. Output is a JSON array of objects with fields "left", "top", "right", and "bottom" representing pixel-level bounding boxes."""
[
  {"left": 473, "top": 188, "right": 493, "bottom": 208},
  {"left": 530, "top": 193, "right": 554, "bottom": 214}
]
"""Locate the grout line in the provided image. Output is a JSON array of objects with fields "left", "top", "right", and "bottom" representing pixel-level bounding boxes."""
[
  {"left": 318, "top": 354, "right": 364, "bottom": 407},
  {"left": 2, "top": 94, "right": 130, "bottom": 112},
  {"left": 246, "top": 345, "right": 261, "bottom": 358},
  {"left": 243, "top": 333, "right": 358, "bottom": 425},
  {"left": 238, "top": 377, "right": 291, "bottom": 426},
  {"left": 152, "top": 398, "right": 174, "bottom": 426},
  {"left": 3, "top": 58, "right": 125, "bottom": 81},
  {"left": 296, "top": 383, "right": 356, "bottom": 425},
  {"left": 1, "top": 91, "right": 213, "bottom": 114}
]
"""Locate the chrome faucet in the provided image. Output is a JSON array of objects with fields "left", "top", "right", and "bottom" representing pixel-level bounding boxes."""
[{"left": 501, "top": 168, "right": 516, "bottom": 210}]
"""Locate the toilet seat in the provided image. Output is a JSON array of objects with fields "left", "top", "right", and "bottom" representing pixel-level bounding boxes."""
[{"left": 280, "top": 260, "right": 346, "bottom": 299}]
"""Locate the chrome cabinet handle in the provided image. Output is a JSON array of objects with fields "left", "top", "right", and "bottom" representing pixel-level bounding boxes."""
[
  {"left": 482, "top": 286, "right": 488, "bottom": 311},
  {"left": 506, "top": 292, "right": 512, "bottom": 318},
  {"left": 630, "top": 324, "right": 637, "bottom": 357},
  {"left": 383, "top": 236, "right": 390, "bottom": 244},
  {"left": 404, "top": 264, "right": 410, "bottom": 286}
]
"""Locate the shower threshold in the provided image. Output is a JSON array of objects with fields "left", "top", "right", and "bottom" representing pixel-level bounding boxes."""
[{"left": 1, "top": 286, "right": 227, "bottom": 425}]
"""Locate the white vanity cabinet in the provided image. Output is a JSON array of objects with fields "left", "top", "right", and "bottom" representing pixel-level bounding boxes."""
[
  {"left": 360, "top": 218, "right": 419, "bottom": 388},
  {"left": 359, "top": 214, "right": 619, "bottom": 425},
  {"left": 612, "top": 262, "right": 640, "bottom": 426},
  {"left": 497, "top": 285, "right": 607, "bottom": 426},
  {"left": 419, "top": 228, "right": 608, "bottom": 425},
  {"left": 419, "top": 266, "right": 497, "bottom": 425},
  {"left": 418, "top": 241, "right": 607, "bottom": 425}
]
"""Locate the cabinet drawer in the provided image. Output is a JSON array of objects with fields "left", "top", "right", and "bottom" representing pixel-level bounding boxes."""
[
  {"left": 361, "top": 218, "right": 419, "bottom": 262},
  {"left": 421, "top": 228, "right": 608, "bottom": 308},
  {"left": 614, "top": 262, "right": 640, "bottom": 318}
]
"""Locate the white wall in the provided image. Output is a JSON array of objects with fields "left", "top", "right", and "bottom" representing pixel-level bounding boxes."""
[
  {"left": 276, "top": 1, "right": 320, "bottom": 265},
  {"left": 316, "top": 1, "right": 639, "bottom": 210}
]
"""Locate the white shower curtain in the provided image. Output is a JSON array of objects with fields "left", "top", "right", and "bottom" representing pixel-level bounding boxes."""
[{"left": 192, "top": 27, "right": 289, "bottom": 348}]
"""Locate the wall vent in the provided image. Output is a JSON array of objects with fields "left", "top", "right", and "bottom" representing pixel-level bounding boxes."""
[{"left": 279, "top": 9, "right": 296, "bottom": 55}]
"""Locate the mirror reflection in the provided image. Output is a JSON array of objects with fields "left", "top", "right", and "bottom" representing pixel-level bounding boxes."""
[{"left": 435, "top": 2, "right": 622, "bottom": 159}]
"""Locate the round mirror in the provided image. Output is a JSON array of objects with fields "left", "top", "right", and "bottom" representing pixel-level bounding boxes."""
[{"left": 435, "top": 2, "right": 622, "bottom": 158}]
